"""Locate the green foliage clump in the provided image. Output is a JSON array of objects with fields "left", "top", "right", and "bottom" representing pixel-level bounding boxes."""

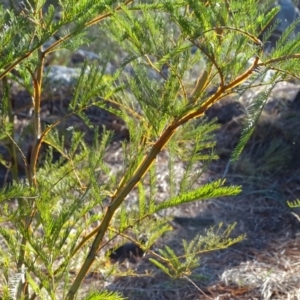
[{"left": 0, "top": 0, "right": 300, "bottom": 299}]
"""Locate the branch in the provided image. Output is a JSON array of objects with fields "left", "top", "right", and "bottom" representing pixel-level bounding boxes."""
[
  {"left": 66, "top": 122, "right": 177, "bottom": 299},
  {"left": 43, "top": 0, "right": 134, "bottom": 55}
]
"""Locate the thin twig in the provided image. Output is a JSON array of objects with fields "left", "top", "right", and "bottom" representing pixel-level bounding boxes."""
[{"left": 183, "top": 275, "right": 213, "bottom": 300}]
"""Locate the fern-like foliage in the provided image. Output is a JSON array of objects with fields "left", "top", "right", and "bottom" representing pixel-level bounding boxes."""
[
  {"left": 150, "top": 223, "right": 245, "bottom": 279},
  {"left": 0, "top": 0, "right": 300, "bottom": 299},
  {"left": 84, "top": 290, "right": 125, "bottom": 300}
]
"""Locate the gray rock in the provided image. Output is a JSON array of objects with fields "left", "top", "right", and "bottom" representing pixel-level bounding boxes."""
[
  {"left": 266, "top": 0, "right": 300, "bottom": 48},
  {"left": 71, "top": 49, "right": 101, "bottom": 64},
  {"left": 44, "top": 65, "right": 81, "bottom": 87},
  {"left": 275, "top": 0, "right": 300, "bottom": 35},
  {"left": 71, "top": 50, "right": 116, "bottom": 74}
]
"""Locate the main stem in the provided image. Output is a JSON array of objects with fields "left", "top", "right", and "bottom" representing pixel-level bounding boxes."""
[
  {"left": 66, "top": 124, "right": 177, "bottom": 299},
  {"left": 66, "top": 56, "right": 260, "bottom": 299},
  {"left": 29, "top": 49, "right": 45, "bottom": 185}
]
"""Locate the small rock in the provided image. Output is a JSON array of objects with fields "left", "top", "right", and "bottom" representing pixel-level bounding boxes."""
[
  {"left": 264, "top": 0, "right": 300, "bottom": 49},
  {"left": 108, "top": 242, "right": 145, "bottom": 264},
  {"left": 44, "top": 65, "right": 81, "bottom": 87},
  {"left": 275, "top": 0, "right": 300, "bottom": 35},
  {"left": 71, "top": 49, "right": 101, "bottom": 64}
]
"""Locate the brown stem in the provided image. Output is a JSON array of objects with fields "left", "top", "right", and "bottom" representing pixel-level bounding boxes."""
[
  {"left": 65, "top": 53, "right": 263, "bottom": 298},
  {"left": 66, "top": 124, "right": 177, "bottom": 299},
  {"left": 176, "top": 55, "right": 260, "bottom": 126},
  {"left": 0, "top": 51, "right": 32, "bottom": 81},
  {"left": 29, "top": 50, "right": 45, "bottom": 185},
  {"left": 44, "top": 0, "right": 134, "bottom": 56},
  {"left": 2, "top": 77, "right": 19, "bottom": 181}
]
